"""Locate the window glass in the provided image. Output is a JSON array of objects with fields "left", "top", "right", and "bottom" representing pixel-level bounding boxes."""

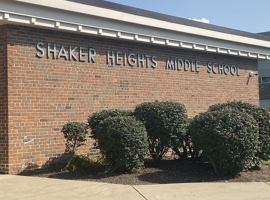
[{"left": 262, "top": 77, "right": 267, "bottom": 83}]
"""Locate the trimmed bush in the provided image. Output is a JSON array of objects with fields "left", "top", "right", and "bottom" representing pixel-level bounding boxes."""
[
  {"left": 61, "top": 122, "right": 88, "bottom": 170},
  {"left": 209, "top": 101, "right": 270, "bottom": 161},
  {"left": 68, "top": 154, "right": 107, "bottom": 171},
  {"left": 96, "top": 116, "right": 148, "bottom": 172},
  {"left": 190, "top": 109, "right": 259, "bottom": 175},
  {"left": 88, "top": 109, "right": 133, "bottom": 142},
  {"left": 183, "top": 118, "right": 197, "bottom": 158},
  {"left": 134, "top": 101, "right": 187, "bottom": 160},
  {"left": 68, "top": 154, "right": 93, "bottom": 171}
]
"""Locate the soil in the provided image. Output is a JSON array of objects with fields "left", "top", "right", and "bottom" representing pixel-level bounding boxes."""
[{"left": 19, "top": 158, "right": 270, "bottom": 185}]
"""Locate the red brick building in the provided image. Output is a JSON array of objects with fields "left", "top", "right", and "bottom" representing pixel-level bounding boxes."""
[{"left": 1, "top": 0, "right": 270, "bottom": 174}]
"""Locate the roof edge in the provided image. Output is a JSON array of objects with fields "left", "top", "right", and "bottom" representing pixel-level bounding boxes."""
[{"left": 66, "top": 0, "right": 270, "bottom": 42}]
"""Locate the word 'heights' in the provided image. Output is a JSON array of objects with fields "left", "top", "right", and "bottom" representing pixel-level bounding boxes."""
[{"left": 107, "top": 51, "right": 157, "bottom": 68}]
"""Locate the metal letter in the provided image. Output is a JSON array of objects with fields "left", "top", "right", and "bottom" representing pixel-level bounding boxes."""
[
  {"left": 145, "top": 55, "right": 151, "bottom": 68},
  {"left": 166, "top": 58, "right": 174, "bottom": 70},
  {"left": 218, "top": 64, "right": 224, "bottom": 74},
  {"left": 195, "top": 61, "right": 200, "bottom": 72},
  {"left": 69, "top": 46, "right": 77, "bottom": 61},
  {"left": 224, "top": 64, "right": 230, "bottom": 75},
  {"left": 237, "top": 66, "right": 240, "bottom": 76},
  {"left": 89, "top": 48, "right": 96, "bottom": 63},
  {"left": 123, "top": 53, "right": 127, "bottom": 66},
  {"left": 137, "top": 54, "right": 144, "bottom": 67},
  {"left": 57, "top": 45, "right": 68, "bottom": 60},
  {"left": 127, "top": 53, "right": 136, "bottom": 67},
  {"left": 47, "top": 43, "right": 56, "bottom": 59},
  {"left": 230, "top": 65, "right": 236, "bottom": 75},
  {"left": 212, "top": 63, "right": 218, "bottom": 74},
  {"left": 191, "top": 60, "right": 195, "bottom": 72},
  {"left": 184, "top": 60, "right": 190, "bottom": 71},
  {"left": 36, "top": 42, "right": 45, "bottom": 58},
  {"left": 151, "top": 56, "right": 157, "bottom": 68},
  {"left": 207, "top": 62, "right": 212, "bottom": 73},
  {"left": 177, "top": 59, "right": 184, "bottom": 71},
  {"left": 79, "top": 47, "right": 87, "bottom": 62},
  {"left": 116, "top": 51, "right": 122, "bottom": 65},
  {"left": 107, "top": 50, "right": 114, "bottom": 65}
]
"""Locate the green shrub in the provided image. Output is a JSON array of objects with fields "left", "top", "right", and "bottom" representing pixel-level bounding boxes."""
[
  {"left": 134, "top": 101, "right": 187, "bottom": 160},
  {"left": 96, "top": 116, "right": 148, "bottom": 172},
  {"left": 183, "top": 118, "right": 197, "bottom": 158},
  {"left": 190, "top": 109, "right": 259, "bottom": 175},
  {"left": 68, "top": 154, "right": 107, "bottom": 171},
  {"left": 266, "top": 106, "right": 270, "bottom": 112},
  {"left": 88, "top": 109, "right": 133, "bottom": 142},
  {"left": 209, "top": 101, "right": 270, "bottom": 161},
  {"left": 173, "top": 118, "right": 195, "bottom": 159},
  {"left": 61, "top": 122, "right": 88, "bottom": 170},
  {"left": 68, "top": 154, "right": 92, "bottom": 171}
]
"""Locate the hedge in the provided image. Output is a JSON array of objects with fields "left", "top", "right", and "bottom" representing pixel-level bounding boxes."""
[{"left": 134, "top": 101, "right": 187, "bottom": 160}]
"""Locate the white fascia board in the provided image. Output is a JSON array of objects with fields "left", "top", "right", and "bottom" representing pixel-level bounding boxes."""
[
  {"left": 13, "top": 0, "right": 270, "bottom": 48},
  {"left": 0, "top": 0, "right": 269, "bottom": 60}
]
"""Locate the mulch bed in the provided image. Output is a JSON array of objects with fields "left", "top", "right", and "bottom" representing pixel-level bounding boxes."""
[{"left": 19, "top": 158, "right": 270, "bottom": 185}]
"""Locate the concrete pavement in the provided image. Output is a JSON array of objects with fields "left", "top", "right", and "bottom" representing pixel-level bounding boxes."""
[{"left": 0, "top": 175, "right": 269, "bottom": 200}]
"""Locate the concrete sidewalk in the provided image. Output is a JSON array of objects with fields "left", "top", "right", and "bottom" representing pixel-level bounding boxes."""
[{"left": 0, "top": 175, "right": 269, "bottom": 200}]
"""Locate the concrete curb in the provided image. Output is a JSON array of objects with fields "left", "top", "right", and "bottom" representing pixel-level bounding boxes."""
[
  {"left": 0, "top": 175, "right": 270, "bottom": 200},
  {"left": 0, "top": 175, "right": 144, "bottom": 200},
  {"left": 134, "top": 182, "right": 270, "bottom": 200}
]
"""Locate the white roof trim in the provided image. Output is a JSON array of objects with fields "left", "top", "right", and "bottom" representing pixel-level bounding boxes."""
[
  {"left": 1, "top": 10, "right": 269, "bottom": 60},
  {"left": 13, "top": 0, "right": 270, "bottom": 49},
  {"left": 0, "top": 0, "right": 269, "bottom": 60}
]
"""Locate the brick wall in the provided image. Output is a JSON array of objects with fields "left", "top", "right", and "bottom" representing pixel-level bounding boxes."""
[
  {"left": 0, "top": 25, "right": 8, "bottom": 174},
  {"left": 2, "top": 25, "right": 259, "bottom": 174}
]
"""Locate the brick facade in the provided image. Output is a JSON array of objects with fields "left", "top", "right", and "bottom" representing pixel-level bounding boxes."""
[
  {"left": 0, "top": 25, "right": 8, "bottom": 174},
  {"left": 1, "top": 24, "right": 259, "bottom": 174}
]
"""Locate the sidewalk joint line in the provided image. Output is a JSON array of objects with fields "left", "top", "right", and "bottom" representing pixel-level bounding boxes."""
[{"left": 132, "top": 185, "right": 148, "bottom": 200}]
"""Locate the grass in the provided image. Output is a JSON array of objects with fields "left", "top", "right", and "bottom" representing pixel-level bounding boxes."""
[
  {"left": 263, "top": 160, "right": 270, "bottom": 166},
  {"left": 263, "top": 161, "right": 270, "bottom": 182},
  {"left": 68, "top": 154, "right": 106, "bottom": 171}
]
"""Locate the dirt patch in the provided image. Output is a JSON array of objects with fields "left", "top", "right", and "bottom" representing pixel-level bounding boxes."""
[{"left": 19, "top": 159, "right": 270, "bottom": 185}]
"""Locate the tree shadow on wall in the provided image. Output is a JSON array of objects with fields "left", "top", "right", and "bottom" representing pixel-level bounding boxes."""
[{"left": 18, "top": 153, "right": 69, "bottom": 176}]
